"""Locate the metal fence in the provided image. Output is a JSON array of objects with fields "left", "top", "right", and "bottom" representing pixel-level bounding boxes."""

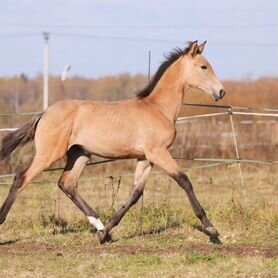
[{"left": 1, "top": 103, "right": 278, "bottom": 183}]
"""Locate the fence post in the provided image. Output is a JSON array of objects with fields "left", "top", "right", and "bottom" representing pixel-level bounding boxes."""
[{"left": 229, "top": 108, "right": 246, "bottom": 201}]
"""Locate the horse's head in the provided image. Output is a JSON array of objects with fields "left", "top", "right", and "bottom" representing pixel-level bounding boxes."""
[{"left": 183, "top": 41, "right": 226, "bottom": 101}]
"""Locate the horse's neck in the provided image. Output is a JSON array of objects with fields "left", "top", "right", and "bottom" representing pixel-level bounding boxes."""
[{"left": 147, "top": 61, "right": 187, "bottom": 123}]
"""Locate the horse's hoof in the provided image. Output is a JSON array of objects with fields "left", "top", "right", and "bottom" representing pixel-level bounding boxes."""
[
  {"left": 97, "top": 230, "right": 112, "bottom": 244},
  {"left": 204, "top": 226, "right": 219, "bottom": 237}
]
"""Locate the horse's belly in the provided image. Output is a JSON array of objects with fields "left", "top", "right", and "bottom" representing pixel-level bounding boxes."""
[
  {"left": 86, "top": 142, "right": 144, "bottom": 159},
  {"left": 70, "top": 130, "right": 144, "bottom": 159}
]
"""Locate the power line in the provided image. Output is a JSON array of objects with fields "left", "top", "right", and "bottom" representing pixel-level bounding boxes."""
[
  {"left": 51, "top": 32, "right": 278, "bottom": 48},
  {"left": 0, "top": 33, "right": 38, "bottom": 39},
  {"left": 0, "top": 31, "right": 277, "bottom": 48},
  {"left": 52, "top": 32, "right": 184, "bottom": 44},
  {"left": 1, "top": 23, "right": 277, "bottom": 29}
]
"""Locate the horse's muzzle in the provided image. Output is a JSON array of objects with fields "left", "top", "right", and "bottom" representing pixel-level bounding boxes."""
[
  {"left": 219, "top": 89, "right": 226, "bottom": 99},
  {"left": 214, "top": 89, "right": 226, "bottom": 102}
]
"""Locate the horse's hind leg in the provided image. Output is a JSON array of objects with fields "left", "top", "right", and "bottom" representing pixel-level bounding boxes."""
[
  {"left": 58, "top": 145, "right": 105, "bottom": 231},
  {"left": 98, "top": 160, "right": 152, "bottom": 244},
  {"left": 0, "top": 154, "right": 53, "bottom": 224}
]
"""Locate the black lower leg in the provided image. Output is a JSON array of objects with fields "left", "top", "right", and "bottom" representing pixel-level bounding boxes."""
[
  {"left": 58, "top": 182, "right": 99, "bottom": 219},
  {"left": 174, "top": 173, "right": 215, "bottom": 229},
  {"left": 0, "top": 172, "right": 25, "bottom": 224},
  {"left": 71, "top": 193, "right": 100, "bottom": 219},
  {"left": 105, "top": 187, "right": 143, "bottom": 233}
]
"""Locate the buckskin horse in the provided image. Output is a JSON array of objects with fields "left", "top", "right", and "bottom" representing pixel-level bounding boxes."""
[{"left": 0, "top": 41, "right": 226, "bottom": 243}]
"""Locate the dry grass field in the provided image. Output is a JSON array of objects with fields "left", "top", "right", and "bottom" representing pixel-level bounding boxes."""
[{"left": 0, "top": 161, "right": 278, "bottom": 278}]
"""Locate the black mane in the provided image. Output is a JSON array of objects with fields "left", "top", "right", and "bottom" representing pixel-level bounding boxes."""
[{"left": 136, "top": 42, "right": 194, "bottom": 99}]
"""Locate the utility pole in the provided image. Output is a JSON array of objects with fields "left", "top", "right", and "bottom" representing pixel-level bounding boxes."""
[
  {"left": 42, "top": 32, "right": 49, "bottom": 110},
  {"left": 14, "top": 76, "right": 19, "bottom": 114}
]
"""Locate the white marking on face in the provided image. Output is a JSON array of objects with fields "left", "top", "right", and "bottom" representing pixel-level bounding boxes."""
[{"left": 87, "top": 216, "right": 105, "bottom": 231}]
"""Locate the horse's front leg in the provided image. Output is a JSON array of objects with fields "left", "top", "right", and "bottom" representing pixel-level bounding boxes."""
[
  {"left": 146, "top": 148, "right": 219, "bottom": 237},
  {"left": 98, "top": 160, "right": 152, "bottom": 244}
]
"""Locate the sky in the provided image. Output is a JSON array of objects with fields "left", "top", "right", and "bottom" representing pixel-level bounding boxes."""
[{"left": 0, "top": 0, "right": 277, "bottom": 80}]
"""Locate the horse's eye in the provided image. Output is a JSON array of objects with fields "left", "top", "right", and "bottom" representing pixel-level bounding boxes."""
[{"left": 201, "top": 65, "right": 207, "bottom": 70}]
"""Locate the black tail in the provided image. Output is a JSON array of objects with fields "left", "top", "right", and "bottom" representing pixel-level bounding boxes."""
[{"left": 0, "top": 112, "right": 44, "bottom": 161}]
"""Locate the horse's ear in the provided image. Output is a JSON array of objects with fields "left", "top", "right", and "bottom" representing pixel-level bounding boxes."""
[
  {"left": 188, "top": 41, "right": 199, "bottom": 57},
  {"left": 198, "top": 41, "right": 207, "bottom": 54}
]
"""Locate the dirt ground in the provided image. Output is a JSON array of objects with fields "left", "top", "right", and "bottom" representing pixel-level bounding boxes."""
[{"left": 1, "top": 238, "right": 278, "bottom": 258}]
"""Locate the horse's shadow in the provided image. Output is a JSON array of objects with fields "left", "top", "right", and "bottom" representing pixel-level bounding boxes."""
[{"left": 0, "top": 239, "right": 19, "bottom": 246}]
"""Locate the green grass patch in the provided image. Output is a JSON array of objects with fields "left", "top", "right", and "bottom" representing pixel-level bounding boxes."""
[{"left": 179, "top": 251, "right": 223, "bottom": 264}]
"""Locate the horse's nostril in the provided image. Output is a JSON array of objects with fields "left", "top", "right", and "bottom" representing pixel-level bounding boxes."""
[{"left": 220, "top": 89, "right": 226, "bottom": 98}]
